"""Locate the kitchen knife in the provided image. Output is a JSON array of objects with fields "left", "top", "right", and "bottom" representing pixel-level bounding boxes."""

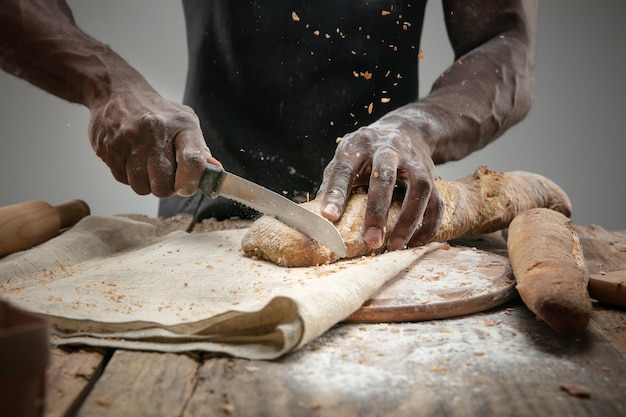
[{"left": 199, "top": 164, "right": 346, "bottom": 258}]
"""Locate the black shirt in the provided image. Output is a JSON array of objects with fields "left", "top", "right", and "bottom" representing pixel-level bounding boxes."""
[{"left": 160, "top": 0, "right": 427, "bottom": 219}]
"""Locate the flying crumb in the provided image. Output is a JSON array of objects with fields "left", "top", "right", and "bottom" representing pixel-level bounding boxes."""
[
  {"left": 220, "top": 403, "right": 236, "bottom": 415},
  {"left": 560, "top": 383, "right": 591, "bottom": 399}
]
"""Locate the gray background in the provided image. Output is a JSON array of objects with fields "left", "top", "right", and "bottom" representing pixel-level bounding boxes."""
[{"left": 1, "top": 1, "right": 624, "bottom": 229}]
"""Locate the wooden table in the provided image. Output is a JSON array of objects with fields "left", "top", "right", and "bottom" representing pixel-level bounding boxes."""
[{"left": 43, "top": 217, "right": 626, "bottom": 417}]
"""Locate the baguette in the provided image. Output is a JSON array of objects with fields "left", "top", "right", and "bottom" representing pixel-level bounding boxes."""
[
  {"left": 241, "top": 167, "right": 572, "bottom": 267},
  {"left": 507, "top": 208, "right": 592, "bottom": 334}
]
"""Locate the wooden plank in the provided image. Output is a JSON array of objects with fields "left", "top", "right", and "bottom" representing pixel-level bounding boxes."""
[
  {"left": 592, "top": 305, "right": 626, "bottom": 348},
  {"left": 42, "top": 224, "right": 626, "bottom": 417},
  {"left": 577, "top": 225, "right": 626, "bottom": 274},
  {"left": 576, "top": 225, "right": 626, "bottom": 350},
  {"left": 45, "top": 347, "right": 108, "bottom": 417},
  {"left": 75, "top": 350, "right": 199, "bottom": 417},
  {"left": 183, "top": 306, "right": 626, "bottom": 417}
]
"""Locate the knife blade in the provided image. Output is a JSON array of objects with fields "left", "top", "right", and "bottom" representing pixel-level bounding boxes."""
[{"left": 199, "top": 164, "right": 346, "bottom": 258}]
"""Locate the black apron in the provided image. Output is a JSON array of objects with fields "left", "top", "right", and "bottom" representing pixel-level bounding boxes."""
[{"left": 160, "top": 0, "right": 426, "bottom": 220}]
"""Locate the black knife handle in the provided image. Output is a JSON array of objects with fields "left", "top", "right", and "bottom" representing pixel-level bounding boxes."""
[{"left": 199, "top": 164, "right": 225, "bottom": 199}]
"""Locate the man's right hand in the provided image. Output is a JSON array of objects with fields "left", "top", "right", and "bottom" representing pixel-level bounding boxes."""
[
  {"left": 88, "top": 88, "right": 218, "bottom": 198},
  {"left": 1, "top": 0, "right": 220, "bottom": 199}
]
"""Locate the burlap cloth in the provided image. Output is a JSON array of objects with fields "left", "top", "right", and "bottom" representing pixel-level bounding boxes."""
[{"left": 0, "top": 216, "right": 440, "bottom": 359}]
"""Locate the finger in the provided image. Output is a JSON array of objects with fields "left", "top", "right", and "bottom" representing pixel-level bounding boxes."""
[
  {"left": 407, "top": 187, "right": 443, "bottom": 247},
  {"left": 146, "top": 152, "right": 176, "bottom": 197},
  {"left": 205, "top": 151, "right": 223, "bottom": 168},
  {"left": 362, "top": 150, "right": 398, "bottom": 249},
  {"left": 90, "top": 130, "right": 129, "bottom": 185},
  {"left": 172, "top": 129, "right": 210, "bottom": 196},
  {"left": 128, "top": 119, "right": 175, "bottom": 197},
  {"left": 108, "top": 156, "right": 129, "bottom": 186},
  {"left": 126, "top": 155, "right": 152, "bottom": 195},
  {"left": 386, "top": 169, "right": 433, "bottom": 251},
  {"left": 320, "top": 143, "right": 368, "bottom": 221}
]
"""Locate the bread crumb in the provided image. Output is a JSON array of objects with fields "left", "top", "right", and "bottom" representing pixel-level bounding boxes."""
[
  {"left": 95, "top": 398, "right": 113, "bottom": 407},
  {"left": 220, "top": 403, "right": 236, "bottom": 415},
  {"left": 560, "top": 383, "right": 591, "bottom": 399},
  {"left": 291, "top": 11, "right": 300, "bottom": 22}
]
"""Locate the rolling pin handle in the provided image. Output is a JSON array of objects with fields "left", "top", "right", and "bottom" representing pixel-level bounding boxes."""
[
  {"left": 56, "top": 200, "right": 90, "bottom": 229},
  {"left": 0, "top": 199, "right": 90, "bottom": 257}
]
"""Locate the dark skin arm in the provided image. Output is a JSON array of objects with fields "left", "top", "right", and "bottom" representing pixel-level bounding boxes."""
[
  {"left": 1, "top": 0, "right": 536, "bottom": 252},
  {"left": 319, "top": 0, "right": 538, "bottom": 251},
  {"left": 0, "top": 0, "right": 217, "bottom": 198}
]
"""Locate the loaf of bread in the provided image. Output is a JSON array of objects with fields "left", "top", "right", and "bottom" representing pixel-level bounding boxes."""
[
  {"left": 506, "top": 208, "right": 592, "bottom": 334},
  {"left": 241, "top": 167, "right": 572, "bottom": 267}
]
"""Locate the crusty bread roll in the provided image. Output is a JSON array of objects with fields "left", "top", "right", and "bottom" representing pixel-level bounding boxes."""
[
  {"left": 241, "top": 167, "right": 572, "bottom": 267},
  {"left": 507, "top": 208, "right": 592, "bottom": 334}
]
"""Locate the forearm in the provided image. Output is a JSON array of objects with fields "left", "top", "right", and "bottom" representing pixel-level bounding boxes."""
[
  {"left": 377, "top": 0, "right": 537, "bottom": 164},
  {"left": 419, "top": 30, "right": 535, "bottom": 164},
  {"left": 0, "top": 0, "right": 152, "bottom": 107}
]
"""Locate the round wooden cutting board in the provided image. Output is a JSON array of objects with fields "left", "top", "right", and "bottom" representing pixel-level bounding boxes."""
[{"left": 346, "top": 245, "right": 517, "bottom": 323}]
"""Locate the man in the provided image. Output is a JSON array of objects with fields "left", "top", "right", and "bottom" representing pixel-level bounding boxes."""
[{"left": 0, "top": 0, "right": 537, "bottom": 251}]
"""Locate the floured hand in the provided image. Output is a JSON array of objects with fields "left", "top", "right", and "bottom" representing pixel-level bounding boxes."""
[
  {"left": 318, "top": 116, "right": 443, "bottom": 251},
  {"left": 88, "top": 87, "right": 218, "bottom": 198}
]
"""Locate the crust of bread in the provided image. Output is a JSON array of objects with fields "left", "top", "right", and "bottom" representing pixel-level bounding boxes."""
[
  {"left": 507, "top": 208, "right": 591, "bottom": 334},
  {"left": 241, "top": 167, "right": 573, "bottom": 267}
]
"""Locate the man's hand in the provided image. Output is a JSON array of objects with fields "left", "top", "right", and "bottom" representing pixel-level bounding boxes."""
[
  {"left": 318, "top": 118, "right": 443, "bottom": 251},
  {"left": 1, "top": 0, "right": 221, "bottom": 199},
  {"left": 319, "top": 0, "right": 537, "bottom": 251},
  {"left": 88, "top": 88, "right": 219, "bottom": 198}
]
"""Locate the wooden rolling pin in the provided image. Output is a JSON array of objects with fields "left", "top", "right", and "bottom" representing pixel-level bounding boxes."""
[{"left": 0, "top": 199, "right": 90, "bottom": 257}]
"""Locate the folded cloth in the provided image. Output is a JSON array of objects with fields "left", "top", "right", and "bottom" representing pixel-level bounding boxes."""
[{"left": 0, "top": 216, "right": 440, "bottom": 359}]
